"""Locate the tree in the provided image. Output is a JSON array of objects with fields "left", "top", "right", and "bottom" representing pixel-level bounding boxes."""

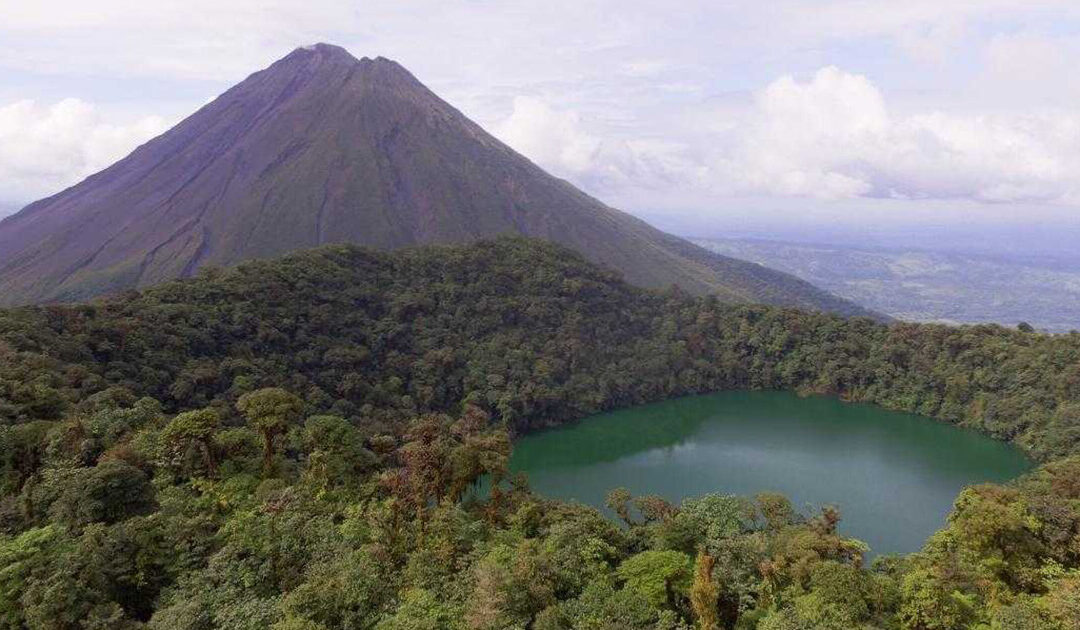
[
  {"left": 237, "top": 388, "right": 303, "bottom": 476},
  {"left": 48, "top": 461, "right": 155, "bottom": 528},
  {"left": 605, "top": 488, "right": 633, "bottom": 526},
  {"left": 161, "top": 408, "right": 220, "bottom": 477},
  {"left": 301, "top": 415, "right": 376, "bottom": 491},
  {"left": 551, "top": 580, "right": 659, "bottom": 629},
  {"left": 690, "top": 550, "right": 719, "bottom": 630},
  {"left": 616, "top": 550, "right": 693, "bottom": 609},
  {"left": 0, "top": 420, "right": 54, "bottom": 495},
  {"left": 397, "top": 414, "right": 454, "bottom": 519},
  {"left": 945, "top": 485, "right": 1043, "bottom": 590},
  {"left": 1041, "top": 573, "right": 1080, "bottom": 629},
  {"left": 278, "top": 548, "right": 395, "bottom": 630},
  {"left": 634, "top": 495, "right": 676, "bottom": 524},
  {"left": 390, "top": 410, "right": 511, "bottom": 526},
  {"left": 376, "top": 588, "right": 462, "bottom": 630},
  {"left": 447, "top": 406, "right": 510, "bottom": 503},
  {"left": 898, "top": 568, "right": 976, "bottom": 630},
  {"left": 756, "top": 493, "right": 796, "bottom": 530},
  {"left": 660, "top": 494, "right": 749, "bottom": 554},
  {"left": 0, "top": 526, "right": 63, "bottom": 628},
  {"left": 465, "top": 541, "right": 556, "bottom": 629}
]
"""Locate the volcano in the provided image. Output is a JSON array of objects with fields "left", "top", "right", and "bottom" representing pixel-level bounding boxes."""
[{"left": 0, "top": 43, "right": 872, "bottom": 316}]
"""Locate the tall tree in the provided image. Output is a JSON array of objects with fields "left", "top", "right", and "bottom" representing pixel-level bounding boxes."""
[
  {"left": 690, "top": 550, "right": 719, "bottom": 630},
  {"left": 237, "top": 388, "right": 303, "bottom": 476},
  {"left": 161, "top": 408, "right": 220, "bottom": 477}
]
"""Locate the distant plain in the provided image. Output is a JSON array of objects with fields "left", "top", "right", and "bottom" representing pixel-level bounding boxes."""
[{"left": 695, "top": 235, "right": 1080, "bottom": 332}]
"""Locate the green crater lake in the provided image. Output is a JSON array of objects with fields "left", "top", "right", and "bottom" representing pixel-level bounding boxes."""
[{"left": 511, "top": 391, "right": 1033, "bottom": 555}]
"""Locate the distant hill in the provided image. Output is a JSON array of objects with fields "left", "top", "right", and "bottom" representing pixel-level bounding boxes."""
[
  {"left": 695, "top": 237, "right": 1080, "bottom": 332},
  {"left": 0, "top": 44, "right": 871, "bottom": 317}
]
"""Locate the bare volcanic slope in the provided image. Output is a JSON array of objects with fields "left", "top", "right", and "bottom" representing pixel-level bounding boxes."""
[{"left": 0, "top": 44, "right": 872, "bottom": 316}]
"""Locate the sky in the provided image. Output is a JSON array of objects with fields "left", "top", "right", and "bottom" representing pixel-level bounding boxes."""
[{"left": 4, "top": 0, "right": 1080, "bottom": 244}]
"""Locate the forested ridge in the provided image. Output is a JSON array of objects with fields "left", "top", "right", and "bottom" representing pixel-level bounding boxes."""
[{"left": 1, "top": 238, "right": 1079, "bottom": 629}]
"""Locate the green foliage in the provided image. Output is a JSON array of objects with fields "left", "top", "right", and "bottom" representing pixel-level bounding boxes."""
[
  {"left": 237, "top": 388, "right": 303, "bottom": 476},
  {"left": 463, "top": 536, "right": 562, "bottom": 628},
  {"left": 616, "top": 550, "right": 693, "bottom": 609},
  {"left": 690, "top": 550, "right": 720, "bottom": 630},
  {"left": 898, "top": 567, "right": 978, "bottom": 630},
  {"left": 237, "top": 389, "right": 303, "bottom": 437},
  {"left": 161, "top": 408, "right": 220, "bottom": 477},
  {"left": 0, "top": 526, "right": 63, "bottom": 628},
  {"left": 0, "top": 238, "right": 1078, "bottom": 628},
  {"left": 547, "top": 579, "right": 664, "bottom": 630},
  {"left": 2, "top": 239, "right": 1077, "bottom": 462},
  {"left": 605, "top": 487, "right": 633, "bottom": 526},
  {"left": 277, "top": 547, "right": 395, "bottom": 630},
  {"left": 47, "top": 460, "right": 155, "bottom": 529},
  {"left": 376, "top": 588, "right": 462, "bottom": 630},
  {"left": 658, "top": 494, "right": 750, "bottom": 554}
]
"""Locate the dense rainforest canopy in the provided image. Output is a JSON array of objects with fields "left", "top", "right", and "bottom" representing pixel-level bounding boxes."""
[{"left": 1, "top": 238, "right": 1078, "bottom": 629}]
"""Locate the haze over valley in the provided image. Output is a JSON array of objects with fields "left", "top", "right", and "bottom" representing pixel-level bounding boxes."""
[{"left": 695, "top": 235, "right": 1080, "bottom": 331}]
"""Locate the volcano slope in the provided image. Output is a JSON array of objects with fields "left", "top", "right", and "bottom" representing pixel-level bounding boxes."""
[{"left": 0, "top": 44, "right": 872, "bottom": 317}]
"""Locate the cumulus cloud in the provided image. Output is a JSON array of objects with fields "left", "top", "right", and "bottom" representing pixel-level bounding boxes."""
[
  {"left": 495, "top": 67, "right": 1080, "bottom": 206},
  {"left": 714, "top": 68, "right": 887, "bottom": 199},
  {"left": 7, "top": 1, "right": 1080, "bottom": 214},
  {"left": 493, "top": 96, "right": 706, "bottom": 196},
  {"left": 714, "top": 67, "right": 1080, "bottom": 203},
  {"left": 0, "top": 99, "right": 168, "bottom": 208},
  {"left": 494, "top": 97, "right": 602, "bottom": 177}
]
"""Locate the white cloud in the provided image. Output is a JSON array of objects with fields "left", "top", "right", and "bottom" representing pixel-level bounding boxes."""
[
  {"left": 712, "top": 67, "right": 1080, "bottom": 204},
  {"left": 493, "top": 96, "right": 706, "bottom": 197},
  {"left": 0, "top": 99, "right": 168, "bottom": 208},
  {"left": 494, "top": 67, "right": 1080, "bottom": 206},
  {"left": 715, "top": 68, "right": 887, "bottom": 200},
  {"left": 494, "top": 96, "right": 601, "bottom": 177},
  {"left": 6, "top": 1, "right": 1080, "bottom": 216}
]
